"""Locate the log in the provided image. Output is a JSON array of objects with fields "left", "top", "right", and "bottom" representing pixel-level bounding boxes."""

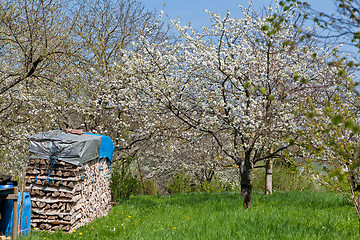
[
  {"left": 66, "top": 203, "right": 71, "bottom": 211},
  {"left": 26, "top": 185, "right": 76, "bottom": 193},
  {"left": 65, "top": 193, "right": 72, "bottom": 198},
  {"left": 26, "top": 158, "right": 112, "bottom": 232},
  {"left": 37, "top": 202, "right": 46, "bottom": 208},
  {"left": 67, "top": 182, "right": 74, "bottom": 188},
  {"left": 31, "top": 197, "right": 74, "bottom": 203},
  {"left": 63, "top": 225, "right": 70, "bottom": 231},
  {"left": 29, "top": 175, "right": 81, "bottom": 182},
  {"left": 52, "top": 192, "right": 60, "bottom": 197}
]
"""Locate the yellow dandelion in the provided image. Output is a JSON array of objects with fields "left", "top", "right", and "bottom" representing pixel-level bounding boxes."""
[
  {"left": 125, "top": 218, "right": 128, "bottom": 221},
  {"left": 73, "top": 230, "right": 76, "bottom": 233},
  {"left": 86, "top": 226, "right": 88, "bottom": 228},
  {"left": 128, "top": 216, "right": 131, "bottom": 218},
  {"left": 79, "top": 232, "right": 82, "bottom": 236},
  {"left": 173, "top": 227, "right": 176, "bottom": 230},
  {"left": 44, "top": 238, "right": 46, "bottom": 240},
  {"left": 122, "top": 212, "right": 124, "bottom": 214},
  {"left": 91, "top": 227, "right": 94, "bottom": 229}
]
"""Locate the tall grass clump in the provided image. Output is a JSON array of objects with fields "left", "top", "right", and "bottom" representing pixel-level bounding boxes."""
[
  {"left": 139, "top": 179, "right": 158, "bottom": 196},
  {"left": 167, "top": 171, "right": 234, "bottom": 194},
  {"left": 252, "top": 162, "right": 323, "bottom": 192}
]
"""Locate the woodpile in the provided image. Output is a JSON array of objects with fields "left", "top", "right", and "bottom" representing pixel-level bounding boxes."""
[{"left": 25, "top": 158, "right": 111, "bottom": 231}]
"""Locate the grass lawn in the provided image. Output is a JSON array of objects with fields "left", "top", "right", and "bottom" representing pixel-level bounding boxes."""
[{"left": 22, "top": 191, "right": 358, "bottom": 240}]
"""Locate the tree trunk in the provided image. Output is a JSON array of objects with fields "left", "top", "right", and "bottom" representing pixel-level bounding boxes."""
[
  {"left": 265, "top": 159, "right": 273, "bottom": 195},
  {"left": 240, "top": 153, "right": 253, "bottom": 209},
  {"left": 355, "top": 205, "right": 360, "bottom": 235}
]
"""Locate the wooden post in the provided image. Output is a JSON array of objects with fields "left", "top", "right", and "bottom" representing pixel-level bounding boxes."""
[
  {"left": 12, "top": 187, "right": 18, "bottom": 240},
  {"left": 136, "top": 158, "right": 146, "bottom": 195},
  {"left": 18, "top": 175, "right": 25, "bottom": 237}
]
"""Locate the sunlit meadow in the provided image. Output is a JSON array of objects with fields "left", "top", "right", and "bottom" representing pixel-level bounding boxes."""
[{"left": 21, "top": 191, "right": 358, "bottom": 240}]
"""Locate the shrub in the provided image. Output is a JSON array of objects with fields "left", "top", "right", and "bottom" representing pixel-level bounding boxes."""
[
  {"left": 167, "top": 171, "right": 194, "bottom": 194},
  {"left": 201, "top": 179, "right": 233, "bottom": 193},
  {"left": 167, "top": 171, "right": 235, "bottom": 194},
  {"left": 143, "top": 179, "right": 158, "bottom": 196},
  {"left": 110, "top": 158, "right": 140, "bottom": 202}
]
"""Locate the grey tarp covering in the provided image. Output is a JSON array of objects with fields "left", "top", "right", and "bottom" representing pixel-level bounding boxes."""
[{"left": 28, "top": 131, "right": 102, "bottom": 165}]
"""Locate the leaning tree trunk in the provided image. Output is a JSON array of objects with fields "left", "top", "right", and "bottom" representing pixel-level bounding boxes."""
[
  {"left": 265, "top": 159, "right": 273, "bottom": 195},
  {"left": 240, "top": 153, "right": 253, "bottom": 209}
]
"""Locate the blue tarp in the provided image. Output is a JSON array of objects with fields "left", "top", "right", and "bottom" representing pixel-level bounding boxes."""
[
  {"left": 0, "top": 192, "right": 31, "bottom": 237},
  {"left": 84, "top": 133, "right": 115, "bottom": 163}
]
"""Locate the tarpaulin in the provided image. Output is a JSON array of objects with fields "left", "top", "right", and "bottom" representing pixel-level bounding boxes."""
[
  {"left": 0, "top": 192, "right": 31, "bottom": 237},
  {"left": 28, "top": 131, "right": 114, "bottom": 165},
  {"left": 84, "top": 133, "right": 115, "bottom": 162}
]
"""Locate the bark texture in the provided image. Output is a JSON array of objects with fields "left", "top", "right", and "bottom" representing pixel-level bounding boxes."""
[
  {"left": 240, "top": 153, "right": 253, "bottom": 209},
  {"left": 265, "top": 159, "right": 273, "bottom": 195}
]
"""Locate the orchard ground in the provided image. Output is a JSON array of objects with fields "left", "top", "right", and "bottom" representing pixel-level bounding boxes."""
[{"left": 22, "top": 191, "right": 358, "bottom": 240}]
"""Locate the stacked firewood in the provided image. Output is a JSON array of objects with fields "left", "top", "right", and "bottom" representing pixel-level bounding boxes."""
[{"left": 25, "top": 158, "right": 111, "bottom": 231}]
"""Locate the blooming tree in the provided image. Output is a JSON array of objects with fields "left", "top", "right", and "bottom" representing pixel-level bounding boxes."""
[
  {"left": 62, "top": 0, "right": 173, "bottom": 158},
  {"left": 118, "top": 2, "right": 342, "bottom": 208},
  {"left": 132, "top": 124, "right": 238, "bottom": 193},
  {"left": 0, "top": 0, "right": 169, "bottom": 179},
  {"left": 280, "top": 0, "right": 360, "bottom": 233},
  {"left": 302, "top": 79, "right": 360, "bottom": 231},
  {"left": 0, "top": 0, "right": 74, "bottom": 177}
]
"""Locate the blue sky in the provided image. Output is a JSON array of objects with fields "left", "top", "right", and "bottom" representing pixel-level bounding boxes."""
[
  {"left": 142, "top": 1, "right": 359, "bottom": 61},
  {"left": 141, "top": 0, "right": 359, "bottom": 78},
  {"left": 142, "top": 0, "right": 338, "bottom": 29}
]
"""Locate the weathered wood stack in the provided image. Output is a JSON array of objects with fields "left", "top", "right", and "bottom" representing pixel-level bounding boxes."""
[{"left": 25, "top": 158, "right": 111, "bottom": 231}]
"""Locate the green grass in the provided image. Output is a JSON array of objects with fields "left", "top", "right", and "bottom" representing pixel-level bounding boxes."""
[{"left": 22, "top": 191, "right": 359, "bottom": 240}]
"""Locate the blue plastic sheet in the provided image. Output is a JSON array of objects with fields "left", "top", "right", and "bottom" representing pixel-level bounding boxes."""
[
  {"left": 84, "top": 133, "right": 115, "bottom": 162},
  {"left": 0, "top": 192, "right": 31, "bottom": 237}
]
